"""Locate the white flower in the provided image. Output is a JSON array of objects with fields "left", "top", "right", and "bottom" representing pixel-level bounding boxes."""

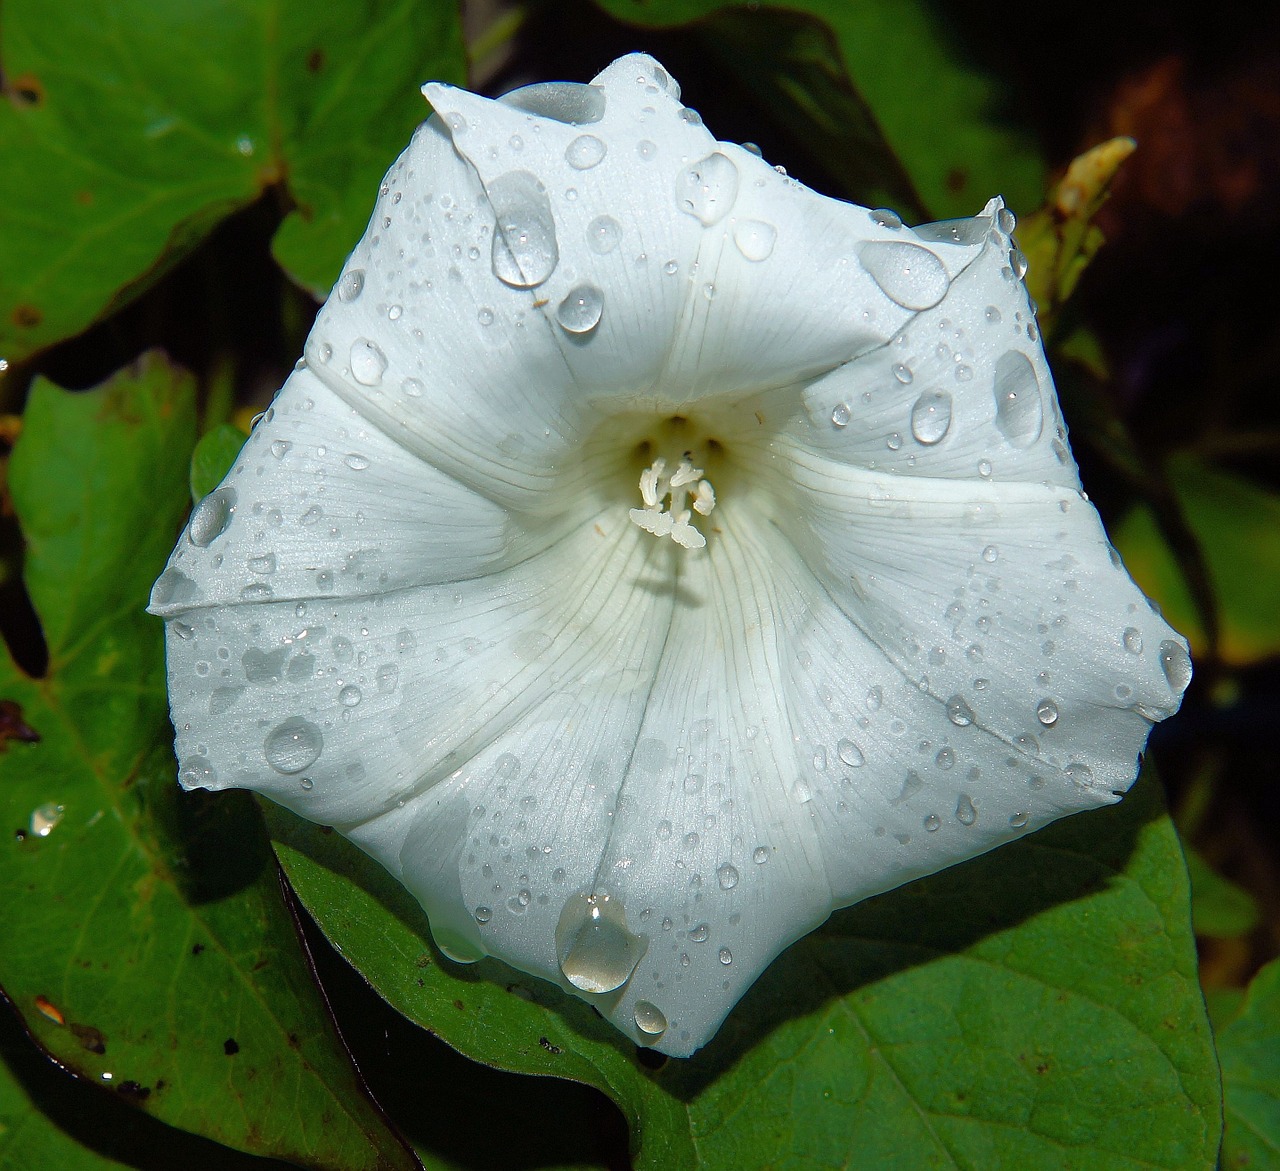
[{"left": 149, "top": 53, "right": 1191, "bottom": 1057}]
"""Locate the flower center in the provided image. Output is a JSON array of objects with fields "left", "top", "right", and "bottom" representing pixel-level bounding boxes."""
[{"left": 628, "top": 452, "right": 717, "bottom": 549}]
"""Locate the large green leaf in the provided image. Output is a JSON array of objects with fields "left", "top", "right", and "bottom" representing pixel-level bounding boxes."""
[
  {"left": 0, "top": 356, "right": 418, "bottom": 1170},
  {"left": 592, "top": 0, "right": 1045, "bottom": 218},
  {"left": 0, "top": 0, "right": 465, "bottom": 362},
  {"left": 270, "top": 769, "right": 1220, "bottom": 1170},
  {"left": 1219, "top": 956, "right": 1280, "bottom": 1169},
  {"left": 1113, "top": 454, "right": 1280, "bottom": 666}
]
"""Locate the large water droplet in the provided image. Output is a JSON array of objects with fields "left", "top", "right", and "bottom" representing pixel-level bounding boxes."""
[
  {"left": 489, "top": 171, "right": 559, "bottom": 288},
  {"left": 836, "top": 738, "right": 865, "bottom": 767},
  {"left": 946, "top": 695, "right": 975, "bottom": 726},
  {"left": 339, "top": 685, "right": 362, "bottom": 708},
  {"left": 263, "top": 717, "right": 323, "bottom": 774},
  {"left": 188, "top": 486, "right": 237, "bottom": 547},
  {"left": 587, "top": 215, "right": 622, "bottom": 254},
  {"left": 555, "top": 892, "right": 646, "bottom": 994},
  {"left": 565, "top": 134, "right": 607, "bottom": 170},
  {"left": 500, "top": 81, "right": 605, "bottom": 125},
  {"left": 1036, "top": 698, "right": 1059, "bottom": 727},
  {"left": 556, "top": 284, "right": 604, "bottom": 334},
  {"left": 858, "top": 241, "right": 950, "bottom": 310},
  {"left": 337, "top": 268, "right": 365, "bottom": 302},
  {"left": 909, "top": 389, "right": 953, "bottom": 445},
  {"left": 992, "top": 351, "right": 1043, "bottom": 448},
  {"left": 716, "top": 863, "right": 739, "bottom": 890},
  {"left": 30, "top": 802, "right": 65, "bottom": 838},
  {"left": 676, "top": 152, "right": 739, "bottom": 226},
  {"left": 913, "top": 216, "right": 990, "bottom": 246},
  {"left": 1123, "top": 627, "right": 1143, "bottom": 654},
  {"left": 633, "top": 1000, "right": 667, "bottom": 1037},
  {"left": 733, "top": 219, "right": 777, "bottom": 261},
  {"left": 350, "top": 339, "right": 387, "bottom": 386},
  {"left": 1159, "top": 640, "right": 1192, "bottom": 693}
]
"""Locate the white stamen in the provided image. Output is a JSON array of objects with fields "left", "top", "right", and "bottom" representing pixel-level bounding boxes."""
[{"left": 629, "top": 454, "right": 715, "bottom": 548}]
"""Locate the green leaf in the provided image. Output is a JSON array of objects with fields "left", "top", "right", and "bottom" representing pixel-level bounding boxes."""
[
  {"left": 1113, "top": 454, "right": 1280, "bottom": 665},
  {"left": 1186, "top": 848, "right": 1260, "bottom": 940},
  {"left": 1219, "top": 957, "right": 1280, "bottom": 1169},
  {"left": 0, "top": 356, "right": 418, "bottom": 1170},
  {"left": 270, "top": 769, "right": 1221, "bottom": 1170},
  {"left": 190, "top": 422, "right": 248, "bottom": 502},
  {"left": 592, "top": 0, "right": 1045, "bottom": 218},
  {"left": 0, "top": 0, "right": 465, "bottom": 361}
]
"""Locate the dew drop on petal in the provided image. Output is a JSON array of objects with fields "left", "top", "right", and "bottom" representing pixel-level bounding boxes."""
[
  {"left": 1123, "top": 627, "right": 1144, "bottom": 655},
  {"left": 337, "top": 268, "right": 365, "bottom": 302},
  {"left": 344, "top": 453, "right": 371, "bottom": 471},
  {"left": 858, "top": 241, "right": 950, "bottom": 310},
  {"left": 339, "top": 685, "right": 362, "bottom": 708},
  {"left": 753, "top": 846, "right": 770, "bottom": 864},
  {"left": 946, "top": 695, "right": 975, "bottom": 726},
  {"left": 1036, "top": 698, "right": 1059, "bottom": 726},
  {"left": 489, "top": 170, "right": 559, "bottom": 289},
  {"left": 188, "top": 487, "right": 237, "bottom": 547},
  {"left": 500, "top": 81, "right": 605, "bottom": 125},
  {"left": 634, "top": 1000, "right": 667, "bottom": 1037},
  {"left": 923, "top": 814, "right": 942, "bottom": 833},
  {"left": 913, "top": 216, "right": 990, "bottom": 245},
  {"left": 992, "top": 351, "right": 1044, "bottom": 448},
  {"left": 555, "top": 284, "right": 604, "bottom": 334},
  {"left": 350, "top": 339, "right": 387, "bottom": 386},
  {"left": 676, "top": 152, "right": 739, "bottom": 226},
  {"left": 837, "top": 738, "right": 865, "bottom": 767},
  {"left": 263, "top": 717, "right": 323, "bottom": 774},
  {"left": 716, "top": 864, "right": 739, "bottom": 890},
  {"left": 830, "top": 402, "right": 851, "bottom": 429},
  {"left": 565, "top": 133, "right": 607, "bottom": 170},
  {"left": 909, "top": 390, "right": 952, "bottom": 445},
  {"left": 555, "top": 892, "right": 645, "bottom": 994},
  {"left": 474, "top": 905, "right": 493, "bottom": 924},
  {"left": 955, "top": 794, "right": 977, "bottom": 825},
  {"left": 587, "top": 215, "right": 622, "bottom": 254},
  {"left": 688, "top": 923, "right": 709, "bottom": 943},
  {"left": 869, "top": 208, "right": 902, "bottom": 229},
  {"left": 1159, "top": 640, "right": 1192, "bottom": 693},
  {"left": 733, "top": 219, "right": 777, "bottom": 261},
  {"left": 719, "top": 948, "right": 733, "bottom": 965}
]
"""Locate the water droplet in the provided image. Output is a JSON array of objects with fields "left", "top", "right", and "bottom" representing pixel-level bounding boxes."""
[
  {"left": 337, "top": 269, "right": 365, "bottom": 302},
  {"left": 997, "top": 206, "right": 1017, "bottom": 235},
  {"left": 555, "top": 284, "right": 604, "bottom": 334},
  {"left": 1036, "top": 698, "right": 1059, "bottom": 726},
  {"left": 500, "top": 81, "right": 605, "bottom": 125},
  {"left": 946, "top": 696, "right": 975, "bottom": 726},
  {"left": 188, "top": 487, "right": 237, "bottom": 547},
  {"left": 387, "top": 304, "right": 402, "bottom": 321},
  {"left": 955, "top": 794, "right": 977, "bottom": 825},
  {"left": 565, "top": 133, "right": 607, "bottom": 170},
  {"left": 982, "top": 545, "right": 998, "bottom": 564},
  {"left": 1123, "top": 627, "right": 1143, "bottom": 655},
  {"left": 555, "top": 892, "right": 646, "bottom": 994},
  {"left": 1065, "top": 762, "right": 1094, "bottom": 787},
  {"left": 866, "top": 687, "right": 883, "bottom": 711},
  {"left": 1009, "top": 811, "right": 1030, "bottom": 829},
  {"left": 402, "top": 376, "right": 424, "bottom": 398},
  {"left": 992, "top": 351, "right": 1043, "bottom": 448},
  {"left": 679, "top": 106, "right": 703, "bottom": 125},
  {"left": 489, "top": 170, "right": 559, "bottom": 289},
  {"left": 676, "top": 152, "right": 739, "bottom": 226},
  {"left": 350, "top": 339, "right": 387, "bottom": 386},
  {"left": 719, "top": 947, "right": 733, "bottom": 965},
  {"left": 914, "top": 216, "right": 990, "bottom": 245},
  {"left": 240, "top": 582, "right": 273, "bottom": 602},
  {"left": 634, "top": 1000, "right": 667, "bottom": 1036},
  {"left": 869, "top": 208, "right": 902, "bottom": 229},
  {"left": 837, "top": 739, "right": 865, "bottom": 767},
  {"left": 892, "top": 363, "right": 914, "bottom": 384},
  {"left": 733, "top": 218, "right": 777, "bottom": 261},
  {"left": 338, "top": 685, "right": 362, "bottom": 708},
  {"left": 688, "top": 923, "right": 709, "bottom": 943},
  {"left": 30, "top": 802, "right": 65, "bottom": 838},
  {"left": 1010, "top": 248, "right": 1029, "bottom": 280},
  {"left": 270, "top": 439, "right": 291, "bottom": 460},
  {"left": 637, "top": 139, "right": 657, "bottom": 160},
  {"left": 923, "top": 813, "right": 942, "bottom": 833},
  {"left": 474, "top": 905, "right": 493, "bottom": 924},
  {"left": 586, "top": 215, "right": 622, "bottom": 255},
  {"left": 910, "top": 390, "right": 952, "bottom": 445},
  {"left": 247, "top": 552, "right": 276, "bottom": 575},
  {"left": 858, "top": 241, "right": 950, "bottom": 310},
  {"left": 977, "top": 459, "right": 992, "bottom": 478},
  {"left": 753, "top": 846, "right": 770, "bottom": 864},
  {"left": 716, "top": 864, "right": 739, "bottom": 890},
  {"left": 263, "top": 717, "right": 323, "bottom": 774},
  {"left": 830, "top": 402, "right": 851, "bottom": 428},
  {"left": 1159, "top": 640, "right": 1192, "bottom": 693},
  {"left": 935, "top": 747, "right": 955, "bottom": 771}
]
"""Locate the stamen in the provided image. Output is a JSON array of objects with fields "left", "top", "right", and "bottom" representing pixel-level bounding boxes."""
[{"left": 629, "top": 454, "right": 715, "bottom": 549}]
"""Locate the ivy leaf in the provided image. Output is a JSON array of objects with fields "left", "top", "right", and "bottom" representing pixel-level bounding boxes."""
[
  {"left": 269, "top": 769, "right": 1221, "bottom": 1169},
  {"left": 0, "top": 355, "right": 419, "bottom": 1170},
  {"left": 0, "top": 0, "right": 465, "bottom": 361},
  {"left": 1219, "top": 956, "right": 1280, "bottom": 1169},
  {"left": 592, "top": 0, "right": 1045, "bottom": 218}
]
